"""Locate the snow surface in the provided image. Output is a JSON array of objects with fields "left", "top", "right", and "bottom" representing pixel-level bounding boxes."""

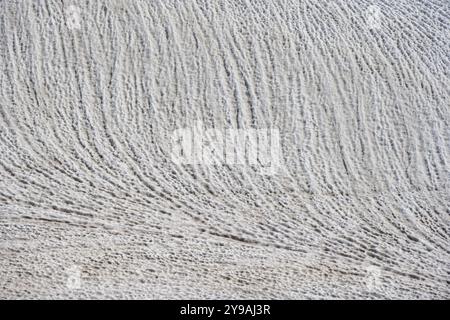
[{"left": 0, "top": 0, "right": 449, "bottom": 299}]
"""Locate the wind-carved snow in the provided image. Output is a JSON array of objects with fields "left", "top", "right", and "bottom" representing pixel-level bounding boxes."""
[{"left": 0, "top": 0, "right": 449, "bottom": 299}]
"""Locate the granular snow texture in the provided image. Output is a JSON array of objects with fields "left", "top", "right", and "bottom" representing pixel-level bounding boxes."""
[{"left": 0, "top": 0, "right": 449, "bottom": 299}]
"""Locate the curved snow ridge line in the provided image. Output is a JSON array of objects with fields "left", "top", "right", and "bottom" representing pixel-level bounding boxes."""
[{"left": 0, "top": 0, "right": 449, "bottom": 299}]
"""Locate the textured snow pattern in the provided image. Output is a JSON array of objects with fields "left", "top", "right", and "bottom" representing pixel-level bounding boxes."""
[{"left": 0, "top": 0, "right": 449, "bottom": 299}]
